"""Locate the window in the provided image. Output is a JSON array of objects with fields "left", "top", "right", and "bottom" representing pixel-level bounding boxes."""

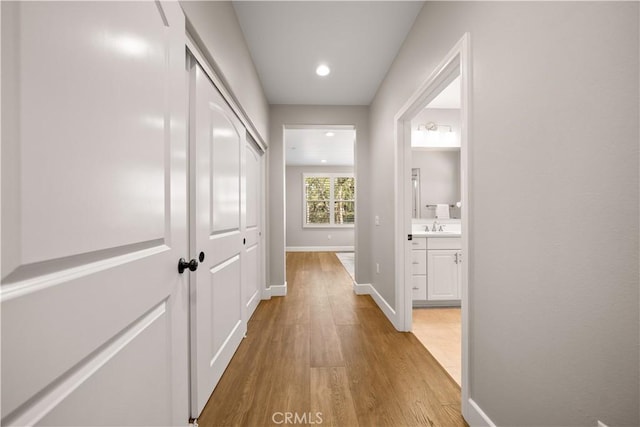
[{"left": 303, "top": 173, "right": 355, "bottom": 227}]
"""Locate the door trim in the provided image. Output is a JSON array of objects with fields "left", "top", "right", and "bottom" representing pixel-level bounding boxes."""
[{"left": 393, "top": 32, "right": 472, "bottom": 420}]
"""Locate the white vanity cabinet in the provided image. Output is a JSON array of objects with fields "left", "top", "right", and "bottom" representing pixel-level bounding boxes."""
[
  {"left": 427, "top": 237, "right": 462, "bottom": 301},
  {"left": 412, "top": 235, "right": 462, "bottom": 306},
  {"left": 410, "top": 238, "right": 427, "bottom": 300}
]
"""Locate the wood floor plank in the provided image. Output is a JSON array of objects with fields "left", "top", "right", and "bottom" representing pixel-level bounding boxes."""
[
  {"left": 310, "top": 367, "right": 359, "bottom": 426},
  {"left": 309, "top": 300, "right": 344, "bottom": 367},
  {"left": 197, "top": 252, "right": 467, "bottom": 427}
]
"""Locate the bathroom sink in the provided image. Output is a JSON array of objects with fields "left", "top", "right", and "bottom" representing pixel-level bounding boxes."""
[{"left": 411, "top": 222, "right": 462, "bottom": 237}]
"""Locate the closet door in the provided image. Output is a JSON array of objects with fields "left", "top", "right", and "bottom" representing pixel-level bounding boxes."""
[
  {"left": 1, "top": 2, "right": 189, "bottom": 426},
  {"left": 243, "top": 140, "right": 263, "bottom": 320},
  {"left": 189, "top": 62, "right": 247, "bottom": 417}
]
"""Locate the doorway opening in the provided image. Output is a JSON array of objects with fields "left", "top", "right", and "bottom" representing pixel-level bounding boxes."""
[
  {"left": 283, "top": 125, "right": 357, "bottom": 281},
  {"left": 394, "top": 33, "right": 471, "bottom": 412},
  {"left": 411, "top": 74, "right": 463, "bottom": 385}
]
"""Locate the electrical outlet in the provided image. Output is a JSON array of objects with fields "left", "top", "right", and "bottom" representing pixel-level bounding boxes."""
[
  {"left": 375, "top": 215, "right": 380, "bottom": 226},
  {"left": 327, "top": 234, "right": 332, "bottom": 240},
  {"left": 376, "top": 263, "right": 380, "bottom": 274},
  {"left": 597, "top": 421, "right": 608, "bottom": 427}
]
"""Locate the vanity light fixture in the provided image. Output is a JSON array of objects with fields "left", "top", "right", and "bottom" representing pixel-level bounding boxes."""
[
  {"left": 316, "top": 64, "right": 331, "bottom": 77},
  {"left": 413, "top": 122, "right": 458, "bottom": 148},
  {"left": 416, "top": 122, "right": 453, "bottom": 132}
]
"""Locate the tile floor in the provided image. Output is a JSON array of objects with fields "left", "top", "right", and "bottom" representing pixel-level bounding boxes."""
[
  {"left": 335, "top": 252, "right": 355, "bottom": 280},
  {"left": 412, "top": 307, "right": 462, "bottom": 386}
]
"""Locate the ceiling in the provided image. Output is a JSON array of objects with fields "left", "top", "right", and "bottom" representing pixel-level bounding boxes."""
[
  {"left": 233, "top": 1, "right": 424, "bottom": 105},
  {"left": 285, "top": 128, "right": 355, "bottom": 166}
]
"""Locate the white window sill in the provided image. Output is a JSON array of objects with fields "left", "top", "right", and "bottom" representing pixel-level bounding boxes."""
[{"left": 303, "top": 224, "right": 355, "bottom": 229}]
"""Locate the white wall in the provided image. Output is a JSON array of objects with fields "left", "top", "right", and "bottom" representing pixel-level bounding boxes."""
[
  {"left": 269, "top": 105, "right": 370, "bottom": 288},
  {"left": 180, "top": 1, "right": 269, "bottom": 143},
  {"left": 286, "top": 166, "right": 355, "bottom": 249},
  {"left": 369, "top": 2, "right": 639, "bottom": 426}
]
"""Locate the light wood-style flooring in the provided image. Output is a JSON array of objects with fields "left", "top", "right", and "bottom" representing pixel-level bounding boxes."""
[
  {"left": 412, "top": 308, "right": 462, "bottom": 386},
  {"left": 197, "top": 252, "right": 467, "bottom": 426}
]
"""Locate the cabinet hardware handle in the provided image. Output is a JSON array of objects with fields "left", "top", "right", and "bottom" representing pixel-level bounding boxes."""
[
  {"left": 412, "top": 287, "right": 419, "bottom": 290},
  {"left": 454, "top": 253, "right": 458, "bottom": 264},
  {"left": 412, "top": 261, "right": 419, "bottom": 264}
]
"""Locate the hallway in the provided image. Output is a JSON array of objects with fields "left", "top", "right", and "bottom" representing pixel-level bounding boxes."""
[{"left": 198, "top": 252, "right": 467, "bottom": 426}]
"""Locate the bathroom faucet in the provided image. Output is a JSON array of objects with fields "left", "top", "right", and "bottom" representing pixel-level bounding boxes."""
[{"left": 431, "top": 220, "right": 439, "bottom": 231}]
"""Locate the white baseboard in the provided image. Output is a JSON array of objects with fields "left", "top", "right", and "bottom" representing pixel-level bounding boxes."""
[
  {"left": 352, "top": 282, "right": 371, "bottom": 295},
  {"left": 352, "top": 282, "right": 400, "bottom": 330},
  {"left": 464, "top": 398, "right": 495, "bottom": 427},
  {"left": 286, "top": 246, "right": 354, "bottom": 252},
  {"left": 262, "top": 282, "right": 287, "bottom": 299}
]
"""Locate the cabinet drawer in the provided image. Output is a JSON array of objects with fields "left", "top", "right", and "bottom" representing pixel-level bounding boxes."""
[
  {"left": 410, "top": 237, "right": 427, "bottom": 250},
  {"left": 427, "top": 237, "right": 461, "bottom": 250},
  {"left": 411, "top": 249, "right": 426, "bottom": 275},
  {"left": 411, "top": 275, "right": 427, "bottom": 300}
]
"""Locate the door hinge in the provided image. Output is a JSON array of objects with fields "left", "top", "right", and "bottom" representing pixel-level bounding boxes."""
[{"left": 407, "top": 234, "right": 413, "bottom": 241}]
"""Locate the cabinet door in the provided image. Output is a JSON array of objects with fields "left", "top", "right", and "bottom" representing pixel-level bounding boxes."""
[{"left": 427, "top": 250, "right": 460, "bottom": 300}]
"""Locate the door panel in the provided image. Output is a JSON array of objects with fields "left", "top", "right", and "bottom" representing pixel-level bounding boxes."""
[
  {"left": 7, "top": 1, "right": 168, "bottom": 266},
  {"left": 190, "top": 63, "right": 247, "bottom": 417},
  {"left": 1, "top": 2, "right": 188, "bottom": 426},
  {"left": 243, "top": 142, "right": 262, "bottom": 317}
]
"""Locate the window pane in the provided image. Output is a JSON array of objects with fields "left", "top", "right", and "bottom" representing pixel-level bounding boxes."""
[
  {"left": 306, "top": 201, "right": 330, "bottom": 224},
  {"left": 305, "top": 177, "right": 330, "bottom": 201},
  {"left": 334, "top": 201, "right": 355, "bottom": 224},
  {"left": 334, "top": 177, "right": 355, "bottom": 201}
]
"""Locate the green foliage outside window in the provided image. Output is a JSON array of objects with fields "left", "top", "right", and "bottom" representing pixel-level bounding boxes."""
[
  {"left": 305, "top": 175, "right": 355, "bottom": 225},
  {"left": 334, "top": 177, "right": 355, "bottom": 224}
]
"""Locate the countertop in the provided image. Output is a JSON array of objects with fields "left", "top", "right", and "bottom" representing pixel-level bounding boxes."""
[{"left": 412, "top": 230, "right": 461, "bottom": 238}]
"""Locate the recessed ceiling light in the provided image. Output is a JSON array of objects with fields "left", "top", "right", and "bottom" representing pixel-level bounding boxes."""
[
  {"left": 316, "top": 64, "right": 330, "bottom": 77},
  {"left": 325, "top": 131, "right": 335, "bottom": 137},
  {"left": 320, "top": 159, "right": 327, "bottom": 163}
]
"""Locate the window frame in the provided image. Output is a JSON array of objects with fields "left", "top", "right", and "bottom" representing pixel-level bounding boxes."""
[{"left": 302, "top": 172, "right": 355, "bottom": 228}]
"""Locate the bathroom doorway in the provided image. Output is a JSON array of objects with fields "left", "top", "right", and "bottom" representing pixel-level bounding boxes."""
[
  {"left": 394, "top": 33, "right": 471, "bottom": 403},
  {"left": 410, "top": 74, "right": 463, "bottom": 385}
]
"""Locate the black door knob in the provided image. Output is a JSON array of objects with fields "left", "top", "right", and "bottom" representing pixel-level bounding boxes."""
[{"left": 178, "top": 258, "right": 199, "bottom": 274}]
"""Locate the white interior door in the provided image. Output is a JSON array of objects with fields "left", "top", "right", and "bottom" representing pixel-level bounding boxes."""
[
  {"left": 243, "top": 140, "right": 263, "bottom": 320},
  {"left": 1, "top": 2, "right": 189, "bottom": 426},
  {"left": 189, "top": 61, "right": 248, "bottom": 417}
]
